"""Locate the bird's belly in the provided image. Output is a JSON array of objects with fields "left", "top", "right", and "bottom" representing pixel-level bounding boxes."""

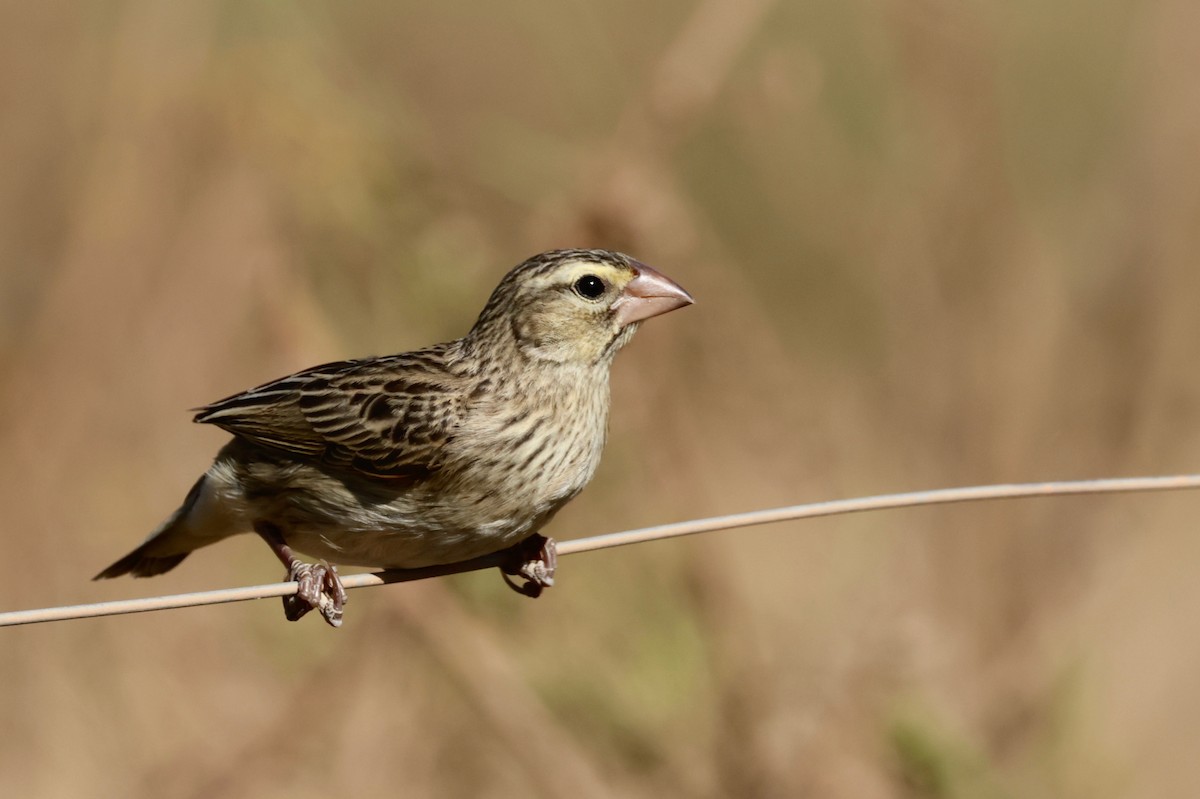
[
  {"left": 278, "top": 491, "right": 564, "bottom": 569},
  {"left": 283, "top": 525, "right": 522, "bottom": 569}
]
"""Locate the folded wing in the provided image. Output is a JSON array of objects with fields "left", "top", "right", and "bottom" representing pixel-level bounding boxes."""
[{"left": 193, "top": 350, "right": 463, "bottom": 479}]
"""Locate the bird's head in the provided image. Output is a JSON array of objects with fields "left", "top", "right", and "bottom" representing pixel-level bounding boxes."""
[{"left": 471, "top": 249, "right": 694, "bottom": 366}]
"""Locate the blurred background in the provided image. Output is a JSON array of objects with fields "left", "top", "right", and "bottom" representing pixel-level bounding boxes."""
[{"left": 2, "top": 0, "right": 1200, "bottom": 796}]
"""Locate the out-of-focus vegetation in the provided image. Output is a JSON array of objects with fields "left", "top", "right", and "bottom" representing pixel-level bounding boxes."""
[{"left": 2, "top": 1, "right": 1199, "bottom": 796}]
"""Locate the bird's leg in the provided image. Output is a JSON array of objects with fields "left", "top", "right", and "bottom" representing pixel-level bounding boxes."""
[
  {"left": 499, "top": 533, "right": 557, "bottom": 599},
  {"left": 254, "top": 522, "right": 347, "bottom": 628}
]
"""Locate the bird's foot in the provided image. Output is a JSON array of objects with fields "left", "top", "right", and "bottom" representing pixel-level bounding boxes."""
[
  {"left": 500, "top": 534, "right": 557, "bottom": 599},
  {"left": 283, "top": 559, "right": 347, "bottom": 628}
]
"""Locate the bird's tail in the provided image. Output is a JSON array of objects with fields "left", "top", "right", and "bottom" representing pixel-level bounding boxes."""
[
  {"left": 93, "top": 476, "right": 207, "bottom": 580},
  {"left": 93, "top": 545, "right": 189, "bottom": 579}
]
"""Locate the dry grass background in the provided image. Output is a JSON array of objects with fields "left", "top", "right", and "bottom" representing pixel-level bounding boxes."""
[{"left": 2, "top": 0, "right": 1200, "bottom": 796}]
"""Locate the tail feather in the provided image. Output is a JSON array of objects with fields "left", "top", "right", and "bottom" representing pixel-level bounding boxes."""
[
  {"left": 94, "top": 475, "right": 207, "bottom": 580},
  {"left": 93, "top": 547, "right": 189, "bottom": 579}
]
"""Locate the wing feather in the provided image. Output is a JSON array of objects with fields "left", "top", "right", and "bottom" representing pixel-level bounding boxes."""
[{"left": 193, "top": 350, "right": 464, "bottom": 479}]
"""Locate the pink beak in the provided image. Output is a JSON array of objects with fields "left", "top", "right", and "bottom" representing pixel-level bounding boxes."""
[{"left": 611, "top": 262, "right": 694, "bottom": 327}]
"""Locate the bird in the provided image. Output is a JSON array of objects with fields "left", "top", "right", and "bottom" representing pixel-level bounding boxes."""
[{"left": 95, "top": 249, "right": 693, "bottom": 626}]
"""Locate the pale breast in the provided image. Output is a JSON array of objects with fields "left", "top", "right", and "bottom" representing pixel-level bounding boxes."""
[{"left": 441, "top": 364, "right": 611, "bottom": 527}]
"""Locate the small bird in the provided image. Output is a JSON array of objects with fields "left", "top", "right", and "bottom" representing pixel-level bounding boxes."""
[{"left": 95, "top": 249, "right": 693, "bottom": 626}]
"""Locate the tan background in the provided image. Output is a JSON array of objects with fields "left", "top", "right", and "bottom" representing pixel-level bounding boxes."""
[{"left": 3, "top": 1, "right": 1200, "bottom": 796}]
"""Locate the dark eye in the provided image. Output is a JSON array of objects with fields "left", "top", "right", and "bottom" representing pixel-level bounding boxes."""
[{"left": 573, "top": 274, "right": 606, "bottom": 300}]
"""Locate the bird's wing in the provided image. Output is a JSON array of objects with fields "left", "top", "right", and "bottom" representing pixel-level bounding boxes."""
[{"left": 193, "top": 352, "right": 463, "bottom": 479}]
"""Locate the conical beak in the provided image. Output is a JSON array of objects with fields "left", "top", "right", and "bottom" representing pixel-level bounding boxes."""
[{"left": 611, "top": 262, "right": 694, "bottom": 327}]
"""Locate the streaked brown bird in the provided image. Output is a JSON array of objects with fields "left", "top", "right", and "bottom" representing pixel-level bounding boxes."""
[{"left": 95, "top": 249, "right": 693, "bottom": 626}]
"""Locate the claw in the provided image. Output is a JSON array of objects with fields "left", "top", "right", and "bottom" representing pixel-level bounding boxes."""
[
  {"left": 500, "top": 534, "right": 557, "bottom": 599},
  {"left": 255, "top": 522, "right": 347, "bottom": 627},
  {"left": 283, "top": 559, "right": 346, "bottom": 627}
]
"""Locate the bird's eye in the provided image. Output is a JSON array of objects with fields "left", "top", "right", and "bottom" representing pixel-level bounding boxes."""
[{"left": 573, "top": 274, "right": 606, "bottom": 300}]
